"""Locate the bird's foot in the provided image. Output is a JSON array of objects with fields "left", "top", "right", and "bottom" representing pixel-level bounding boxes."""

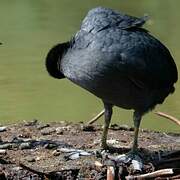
[
  {"left": 101, "top": 140, "right": 109, "bottom": 150},
  {"left": 106, "top": 149, "right": 143, "bottom": 172},
  {"left": 125, "top": 149, "right": 141, "bottom": 161}
]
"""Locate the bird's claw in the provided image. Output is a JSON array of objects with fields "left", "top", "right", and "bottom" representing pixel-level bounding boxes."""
[{"left": 105, "top": 150, "right": 143, "bottom": 172}]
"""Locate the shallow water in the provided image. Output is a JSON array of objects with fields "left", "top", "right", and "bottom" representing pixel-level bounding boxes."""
[{"left": 0, "top": 0, "right": 179, "bottom": 132}]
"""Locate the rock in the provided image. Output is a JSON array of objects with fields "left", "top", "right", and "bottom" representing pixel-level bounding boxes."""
[
  {"left": 0, "top": 127, "right": 7, "bottom": 132},
  {"left": 11, "top": 143, "right": 19, "bottom": 149},
  {"left": 19, "top": 142, "right": 31, "bottom": 149},
  {"left": 0, "top": 143, "right": 12, "bottom": 149},
  {"left": 41, "top": 128, "right": 56, "bottom": 135},
  {"left": 0, "top": 149, "right": 6, "bottom": 155},
  {"left": 44, "top": 143, "right": 58, "bottom": 149},
  {"left": 57, "top": 147, "right": 76, "bottom": 153},
  {"left": 79, "top": 151, "right": 92, "bottom": 156},
  {"left": 64, "top": 152, "right": 80, "bottom": 160},
  {"left": 55, "top": 126, "right": 72, "bottom": 134},
  {"left": 118, "top": 124, "right": 134, "bottom": 131},
  {"left": 37, "top": 124, "right": 50, "bottom": 130},
  {"left": 36, "top": 156, "right": 41, "bottom": 161},
  {"left": 110, "top": 123, "right": 120, "bottom": 130},
  {"left": 131, "top": 158, "right": 143, "bottom": 172},
  {"left": 56, "top": 127, "right": 64, "bottom": 135},
  {"left": 12, "top": 166, "right": 23, "bottom": 171},
  {"left": 24, "top": 119, "right": 38, "bottom": 126},
  {"left": 110, "top": 124, "right": 134, "bottom": 131},
  {"left": 11, "top": 136, "right": 24, "bottom": 143},
  {"left": 52, "top": 150, "right": 61, "bottom": 156},
  {"left": 58, "top": 147, "right": 92, "bottom": 160},
  {"left": 61, "top": 126, "right": 71, "bottom": 131},
  {"left": 107, "top": 139, "right": 120, "bottom": 145}
]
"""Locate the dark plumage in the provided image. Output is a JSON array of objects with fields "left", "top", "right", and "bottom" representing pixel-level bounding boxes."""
[{"left": 45, "top": 7, "right": 178, "bottom": 152}]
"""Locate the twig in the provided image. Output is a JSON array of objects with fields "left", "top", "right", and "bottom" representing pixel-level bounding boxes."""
[
  {"left": 87, "top": 109, "right": 105, "bottom": 124},
  {"left": 107, "top": 166, "right": 115, "bottom": 180},
  {"left": 126, "top": 168, "right": 174, "bottom": 180},
  {"left": 155, "top": 111, "right": 180, "bottom": 126},
  {"left": 161, "top": 150, "right": 180, "bottom": 158},
  {"left": 156, "top": 157, "right": 180, "bottom": 165}
]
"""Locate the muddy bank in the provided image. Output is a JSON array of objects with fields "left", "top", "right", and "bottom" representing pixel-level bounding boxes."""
[{"left": 0, "top": 120, "right": 179, "bottom": 179}]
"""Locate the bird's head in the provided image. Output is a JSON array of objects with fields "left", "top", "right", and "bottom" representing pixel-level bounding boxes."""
[{"left": 45, "top": 42, "right": 69, "bottom": 79}]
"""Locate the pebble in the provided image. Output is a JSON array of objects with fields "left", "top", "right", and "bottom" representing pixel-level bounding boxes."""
[
  {"left": 11, "top": 137, "right": 24, "bottom": 143},
  {"left": 64, "top": 152, "right": 80, "bottom": 160},
  {"left": 41, "top": 128, "right": 56, "bottom": 135},
  {"left": 110, "top": 124, "right": 134, "bottom": 131},
  {"left": 11, "top": 143, "right": 19, "bottom": 149},
  {"left": 79, "top": 151, "right": 92, "bottom": 156},
  {"left": 19, "top": 142, "right": 31, "bottom": 149},
  {"left": 0, "top": 127, "right": 7, "bottom": 132},
  {"left": 57, "top": 147, "right": 78, "bottom": 153},
  {"left": 60, "top": 126, "right": 71, "bottom": 131},
  {"left": 58, "top": 147, "right": 92, "bottom": 160},
  {"left": 0, "top": 149, "right": 6, "bottom": 154},
  {"left": 52, "top": 150, "right": 61, "bottom": 156},
  {"left": 37, "top": 124, "right": 50, "bottom": 130},
  {"left": 44, "top": 143, "right": 58, "bottom": 149},
  {"left": 12, "top": 166, "right": 23, "bottom": 171},
  {"left": 131, "top": 159, "right": 143, "bottom": 172},
  {"left": 119, "top": 125, "right": 134, "bottom": 131},
  {"left": 56, "top": 127, "right": 64, "bottom": 135},
  {"left": 36, "top": 156, "right": 41, "bottom": 161},
  {"left": 24, "top": 119, "right": 38, "bottom": 126},
  {"left": 0, "top": 143, "right": 12, "bottom": 149},
  {"left": 107, "top": 139, "right": 120, "bottom": 145}
]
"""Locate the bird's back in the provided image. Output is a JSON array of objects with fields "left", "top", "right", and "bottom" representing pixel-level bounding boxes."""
[{"left": 61, "top": 7, "right": 178, "bottom": 113}]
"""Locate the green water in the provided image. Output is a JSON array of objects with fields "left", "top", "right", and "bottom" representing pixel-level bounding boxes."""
[{"left": 0, "top": 0, "right": 179, "bottom": 132}]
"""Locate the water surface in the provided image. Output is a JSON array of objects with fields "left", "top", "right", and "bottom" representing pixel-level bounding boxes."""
[{"left": 0, "top": 0, "right": 179, "bottom": 132}]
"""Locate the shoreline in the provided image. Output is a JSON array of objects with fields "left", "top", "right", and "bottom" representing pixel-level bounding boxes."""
[{"left": 0, "top": 120, "right": 179, "bottom": 179}]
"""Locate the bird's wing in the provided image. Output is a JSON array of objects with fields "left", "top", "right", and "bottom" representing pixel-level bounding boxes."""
[
  {"left": 72, "top": 7, "right": 177, "bottom": 90},
  {"left": 81, "top": 7, "right": 148, "bottom": 34},
  {"left": 97, "top": 32, "right": 178, "bottom": 90},
  {"left": 73, "top": 29, "right": 177, "bottom": 90}
]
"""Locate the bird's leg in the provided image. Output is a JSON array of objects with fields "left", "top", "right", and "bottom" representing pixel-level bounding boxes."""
[
  {"left": 101, "top": 103, "right": 112, "bottom": 149},
  {"left": 107, "top": 111, "right": 143, "bottom": 170},
  {"left": 116, "top": 111, "right": 142, "bottom": 159},
  {"left": 131, "top": 111, "right": 142, "bottom": 154}
]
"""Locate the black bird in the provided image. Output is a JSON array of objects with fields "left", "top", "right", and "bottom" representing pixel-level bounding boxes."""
[{"left": 45, "top": 7, "right": 178, "bottom": 155}]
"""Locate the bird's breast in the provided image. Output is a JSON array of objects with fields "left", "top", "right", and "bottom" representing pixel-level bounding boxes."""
[{"left": 61, "top": 50, "right": 150, "bottom": 111}]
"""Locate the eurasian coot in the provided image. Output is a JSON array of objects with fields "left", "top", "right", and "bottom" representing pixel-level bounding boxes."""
[{"left": 45, "top": 7, "right": 178, "bottom": 154}]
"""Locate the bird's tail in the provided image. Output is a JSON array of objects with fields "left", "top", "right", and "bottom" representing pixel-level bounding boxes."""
[{"left": 45, "top": 42, "right": 69, "bottom": 79}]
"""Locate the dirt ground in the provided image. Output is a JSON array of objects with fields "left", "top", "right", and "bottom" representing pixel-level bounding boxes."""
[{"left": 0, "top": 120, "right": 179, "bottom": 179}]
